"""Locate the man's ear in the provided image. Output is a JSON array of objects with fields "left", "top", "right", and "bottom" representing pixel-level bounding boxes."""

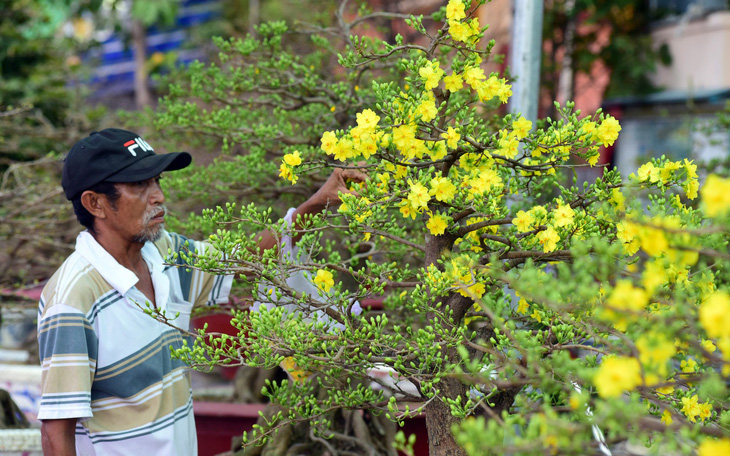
[{"left": 80, "top": 191, "right": 109, "bottom": 220}]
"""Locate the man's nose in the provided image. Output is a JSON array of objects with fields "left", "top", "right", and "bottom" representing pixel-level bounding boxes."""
[{"left": 150, "top": 180, "right": 165, "bottom": 205}]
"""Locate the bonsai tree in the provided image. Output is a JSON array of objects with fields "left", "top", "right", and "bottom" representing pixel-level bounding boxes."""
[{"left": 149, "top": 1, "right": 729, "bottom": 455}]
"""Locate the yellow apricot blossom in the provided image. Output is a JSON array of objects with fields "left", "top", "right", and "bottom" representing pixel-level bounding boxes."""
[
  {"left": 313, "top": 269, "right": 335, "bottom": 293},
  {"left": 446, "top": 0, "right": 466, "bottom": 21},
  {"left": 596, "top": 115, "right": 621, "bottom": 147},
  {"left": 448, "top": 20, "right": 471, "bottom": 42},
  {"left": 463, "top": 66, "right": 486, "bottom": 88},
  {"left": 594, "top": 356, "right": 641, "bottom": 398},
  {"left": 637, "top": 162, "right": 661, "bottom": 183},
  {"left": 699, "top": 291, "right": 730, "bottom": 339},
  {"left": 443, "top": 73, "right": 463, "bottom": 92},
  {"left": 430, "top": 176, "right": 457, "bottom": 202},
  {"left": 512, "top": 210, "right": 534, "bottom": 232},
  {"left": 700, "top": 174, "right": 730, "bottom": 217},
  {"left": 512, "top": 116, "right": 532, "bottom": 139},
  {"left": 408, "top": 181, "right": 430, "bottom": 209},
  {"left": 419, "top": 60, "right": 444, "bottom": 90},
  {"left": 283, "top": 150, "right": 302, "bottom": 167},
  {"left": 426, "top": 213, "right": 449, "bottom": 236},
  {"left": 441, "top": 126, "right": 460, "bottom": 149},
  {"left": 553, "top": 202, "right": 575, "bottom": 227},
  {"left": 320, "top": 131, "right": 338, "bottom": 155},
  {"left": 537, "top": 226, "right": 560, "bottom": 253}
]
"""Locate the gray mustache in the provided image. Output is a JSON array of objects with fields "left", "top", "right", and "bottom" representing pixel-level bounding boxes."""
[{"left": 143, "top": 205, "right": 167, "bottom": 224}]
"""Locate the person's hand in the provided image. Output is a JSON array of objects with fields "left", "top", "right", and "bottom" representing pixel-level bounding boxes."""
[{"left": 310, "top": 167, "right": 369, "bottom": 209}]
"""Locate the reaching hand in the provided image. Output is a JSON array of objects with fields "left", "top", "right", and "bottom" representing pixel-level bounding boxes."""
[{"left": 311, "top": 167, "right": 369, "bottom": 208}]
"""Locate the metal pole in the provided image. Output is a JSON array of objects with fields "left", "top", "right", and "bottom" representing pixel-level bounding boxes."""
[{"left": 509, "top": 0, "right": 544, "bottom": 123}]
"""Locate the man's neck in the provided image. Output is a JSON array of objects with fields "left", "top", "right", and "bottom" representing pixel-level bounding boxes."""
[{"left": 89, "top": 228, "right": 146, "bottom": 273}]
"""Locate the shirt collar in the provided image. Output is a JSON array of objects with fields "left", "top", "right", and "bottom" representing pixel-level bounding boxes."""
[{"left": 75, "top": 230, "right": 160, "bottom": 297}]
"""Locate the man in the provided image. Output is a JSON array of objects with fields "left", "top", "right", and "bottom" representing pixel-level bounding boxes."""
[{"left": 37, "top": 128, "right": 364, "bottom": 455}]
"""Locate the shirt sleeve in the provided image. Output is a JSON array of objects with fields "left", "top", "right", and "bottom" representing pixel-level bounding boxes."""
[
  {"left": 37, "top": 302, "right": 97, "bottom": 420},
  {"left": 165, "top": 232, "right": 234, "bottom": 309}
]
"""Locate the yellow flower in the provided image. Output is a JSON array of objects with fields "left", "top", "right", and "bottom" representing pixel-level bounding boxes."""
[
  {"left": 698, "top": 438, "right": 730, "bottom": 456},
  {"left": 636, "top": 332, "right": 676, "bottom": 372},
  {"left": 641, "top": 260, "right": 667, "bottom": 294},
  {"left": 320, "top": 131, "right": 338, "bottom": 155},
  {"left": 356, "top": 108, "right": 380, "bottom": 130},
  {"left": 517, "top": 298, "right": 529, "bottom": 315},
  {"left": 512, "top": 210, "right": 534, "bottom": 232},
  {"left": 594, "top": 356, "right": 641, "bottom": 398},
  {"left": 701, "top": 339, "right": 717, "bottom": 353},
  {"left": 699, "top": 403, "right": 713, "bottom": 422},
  {"left": 448, "top": 20, "right": 471, "bottom": 42},
  {"left": 638, "top": 225, "right": 668, "bottom": 257},
  {"left": 446, "top": 0, "right": 466, "bottom": 21},
  {"left": 537, "top": 226, "right": 560, "bottom": 253},
  {"left": 332, "top": 138, "right": 355, "bottom": 161},
  {"left": 408, "top": 181, "right": 431, "bottom": 209},
  {"left": 553, "top": 202, "right": 575, "bottom": 227},
  {"left": 313, "top": 269, "right": 334, "bottom": 293},
  {"left": 416, "top": 96, "right": 438, "bottom": 122},
  {"left": 530, "top": 309, "right": 542, "bottom": 323},
  {"left": 419, "top": 60, "right": 444, "bottom": 90},
  {"left": 609, "top": 188, "right": 626, "bottom": 211},
  {"left": 463, "top": 66, "right": 486, "bottom": 88},
  {"left": 660, "top": 409, "right": 673, "bottom": 426},
  {"left": 637, "top": 162, "right": 661, "bottom": 183},
  {"left": 608, "top": 281, "right": 648, "bottom": 312},
  {"left": 426, "top": 213, "right": 449, "bottom": 236},
  {"left": 278, "top": 163, "right": 298, "bottom": 184},
  {"left": 399, "top": 200, "right": 418, "bottom": 220},
  {"left": 496, "top": 134, "right": 519, "bottom": 159},
  {"left": 283, "top": 150, "right": 302, "bottom": 167},
  {"left": 616, "top": 220, "right": 640, "bottom": 255},
  {"left": 511, "top": 116, "right": 532, "bottom": 140},
  {"left": 681, "top": 395, "right": 701, "bottom": 422},
  {"left": 701, "top": 174, "right": 730, "bottom": 217},
  {"left": 441, "top": 126, "right": 461, "bottom": 149},
  {"left": 699, "top": 291, "right": 730, "bottom": 339},
  {"left": 430, "top": 176, "right": 457, "bottom": 202},
  {"left": 596, "top": 115, "right": 621, "bottom": 147},
  {"left": 497, "top": 81, "right": 512, "bottom": 104},
  {"left": 655, "top": 385, "right": 674, "bottom": 395},
  {"left": 443, "top": 73, "right": 463, "bottom": 92},
  {"left": 680, "top": 358, "right": 697, "bottom": 373}
]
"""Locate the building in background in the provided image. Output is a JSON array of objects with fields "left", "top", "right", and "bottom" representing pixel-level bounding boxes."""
[{"left": 607, "top": 0, "right": 730, "bottom": 177}]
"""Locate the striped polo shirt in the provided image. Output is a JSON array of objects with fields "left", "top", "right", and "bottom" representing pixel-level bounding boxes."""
[{"left": 37, "top": 230, "right": 232, "bottom": 455}]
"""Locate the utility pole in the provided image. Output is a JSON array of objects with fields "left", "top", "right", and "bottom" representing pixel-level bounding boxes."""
[{"left": 509, "top": 0, "right": 544, "bottom": 123}]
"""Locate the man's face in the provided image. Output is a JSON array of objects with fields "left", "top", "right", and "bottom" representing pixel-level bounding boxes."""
[{"left": 108, "top": 176, "right": 167, "bottom": 243}]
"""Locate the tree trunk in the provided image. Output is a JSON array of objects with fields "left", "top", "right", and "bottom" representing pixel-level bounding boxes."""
[
  {"left": 131, "top": 19, "right": 152, "bottom": 109},
  {"left": 423, "top": 232, "right": 469, "bottom": 456},
  {"left": 424, "top": 378, "right": 469, "bottom": 456}
]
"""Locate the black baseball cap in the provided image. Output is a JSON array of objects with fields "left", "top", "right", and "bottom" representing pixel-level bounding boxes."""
[{"left": 62, "top": 128, "right": 192, "bottom": 200}]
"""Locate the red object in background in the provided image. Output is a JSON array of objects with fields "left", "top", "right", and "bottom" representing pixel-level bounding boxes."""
[{"left": 194, "top": 401, "right": 429, "bottom": 456}]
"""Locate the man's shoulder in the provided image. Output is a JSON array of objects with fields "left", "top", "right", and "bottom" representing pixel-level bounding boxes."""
[{"left": 40, "top": 251, "right": 117, "bottom": 317}]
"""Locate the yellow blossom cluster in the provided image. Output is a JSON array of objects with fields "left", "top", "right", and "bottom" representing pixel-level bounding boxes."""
[
  {"left": 320, "top": 108, "right": 385, "bottom": 163},
  {"left": 635, "top": 158, "right": 699, "bottom": 199},
  {"left": 680, "top": 394, "right": 713, "bottom": 423},
  {"left": 279, "top": 150, "right": 302, "bottom": 183}
]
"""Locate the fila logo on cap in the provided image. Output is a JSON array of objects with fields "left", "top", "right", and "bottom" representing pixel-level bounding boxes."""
[{"left": 123, "top": 137, "right": 154, "bottom": 156}]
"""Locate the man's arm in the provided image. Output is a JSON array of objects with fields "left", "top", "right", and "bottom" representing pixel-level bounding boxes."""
[
  {"left": 255, "top": 167, "right": 368, "bottom": 251},
  {"left": 41, "top": 418, "right": 77, "bottom": 455}
]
